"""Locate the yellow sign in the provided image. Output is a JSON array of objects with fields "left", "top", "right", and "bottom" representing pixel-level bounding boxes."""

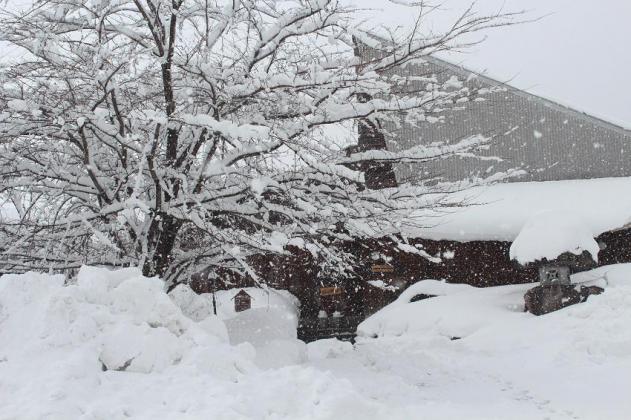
[
  {"left": 320, "top": 286, "right": 343, "bottom": 296},
  {"left": 371, "top": 264, "right": 394, "bottom": 273}
]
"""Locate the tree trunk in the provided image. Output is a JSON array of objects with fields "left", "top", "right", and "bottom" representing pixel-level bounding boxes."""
[{"left": 142, "top": 214, "right": 181, "bottom": 279}]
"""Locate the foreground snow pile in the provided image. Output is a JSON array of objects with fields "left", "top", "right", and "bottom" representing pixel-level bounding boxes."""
[
  {"left": 0, "top": 267, "right": 229, "bottom": 374},
  {"left": 2, "top": 264, "right": 631, "bottom": 419},
  {"left": 510, "top": 210, "right": 600, "bottom": 264},
  {"left": 0, "top": 267, "right": 251, "bottom": 416},
  {"left": 0, "top": 267, "right": 369, "bottom": 419}
]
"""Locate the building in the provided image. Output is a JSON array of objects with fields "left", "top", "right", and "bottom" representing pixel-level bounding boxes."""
[{"left": 197, "top": 51, "right": 631, "bottom": 341}]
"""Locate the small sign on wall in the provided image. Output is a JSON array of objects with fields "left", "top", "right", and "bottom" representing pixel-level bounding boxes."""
[
  {"left": 320, "top": 286, "right": 343, "bottom": 296},
  {"left": 371, "top": 264, "right": 394, "bottom": 273}
]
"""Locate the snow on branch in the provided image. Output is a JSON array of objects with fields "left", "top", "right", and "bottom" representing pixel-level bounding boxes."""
[{"left": 0, "top": 0, "right": 520, "bottom": 283}]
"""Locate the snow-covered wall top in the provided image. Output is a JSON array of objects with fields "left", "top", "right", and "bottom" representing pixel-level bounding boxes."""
[
  {"left": 405, "top": 177, "right": 631, "bottom": 242},
  {"left": 509, "top": 210, "right": 600, "bottom": 265}
]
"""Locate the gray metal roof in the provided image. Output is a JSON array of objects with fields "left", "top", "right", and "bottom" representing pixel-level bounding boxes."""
[
  {"left": 371, "top": 51, "right": 631, "bottom": 184},
  {"left": 426, "top": 56, "right": 630, "bottom": 137}
]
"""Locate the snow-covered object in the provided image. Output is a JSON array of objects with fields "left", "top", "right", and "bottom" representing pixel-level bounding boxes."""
[
  {"left": 358, "top": 280, "right": 527, "bottom": 339},
  {"left": 168, "top": 283, "right": 302, "bottom": 369},
  {"left": 509, "top": 210, "right": 600, "bottom": 265},
  {"left": 225, "top": 306, "right": 304, "bottom": 370},
  {"left": 358, "top": 266, "right": 631, "bottom": 345},
  {"left": 168, "top": 283, "right": 302, "bottom": 370},
  {"left": 307, "top": 339, "right": 353, "bottom": 361},
  {"left": 225, "top": 307, "right": 298, "bottom": 347}
]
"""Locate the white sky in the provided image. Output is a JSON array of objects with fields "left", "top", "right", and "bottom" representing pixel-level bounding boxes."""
[
  {"left": 2, "top": 0, "right": 629, "bottom": 126},
  {"left": 347, "top": 0, "right": 631, "bottom": 127}
]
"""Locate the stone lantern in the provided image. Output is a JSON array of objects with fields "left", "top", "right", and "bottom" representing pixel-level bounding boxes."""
[
  {"left": 510, "top": 211, "right": 604, "bottom": 315},
  {"left": 518, "top": 251, "right": 603, "bottom": 315},
  {"left": 536, "top": 251, "right": 597, "bottom": 286}
]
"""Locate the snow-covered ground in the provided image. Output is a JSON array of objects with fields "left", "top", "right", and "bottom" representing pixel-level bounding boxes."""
[{"left": 1, "top": 265, "right": 630, "bottom": 419}]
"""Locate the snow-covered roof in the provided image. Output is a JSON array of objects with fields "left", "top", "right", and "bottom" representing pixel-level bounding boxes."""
[{"left": 408, "top": 177, "right": 631, "bottom": 242}]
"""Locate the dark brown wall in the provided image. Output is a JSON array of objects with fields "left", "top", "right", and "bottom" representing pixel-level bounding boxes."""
[
  {"left": 595, "top": 229, "right": 631, "bottom": 265},
  {"left": 194, "top": 228, "right": 631, "bottom": 316}
]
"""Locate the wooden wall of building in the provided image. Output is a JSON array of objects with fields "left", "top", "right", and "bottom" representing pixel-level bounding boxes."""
[{"left": 191, "top": 228, "right": 631, "bottom": 332}]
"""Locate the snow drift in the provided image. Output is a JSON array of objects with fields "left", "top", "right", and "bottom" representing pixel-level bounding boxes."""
[
  {"left": 0, "top": 267, "right": 349, "bottom": 419},
  {"left": 0, "top": 267, "right": 253, "bottom": 379}
]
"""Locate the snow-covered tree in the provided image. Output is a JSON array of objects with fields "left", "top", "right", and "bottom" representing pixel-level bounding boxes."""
[{"left": 0, "top": 0, "right": 517, "bottom": 283}]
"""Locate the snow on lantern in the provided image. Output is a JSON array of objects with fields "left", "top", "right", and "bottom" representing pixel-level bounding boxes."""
[
  {"left": 510, "top": 211, "right": 602, "bottom": 315},
  {"left": 510, "top": 210, "right": 599, "bottom": 283}
]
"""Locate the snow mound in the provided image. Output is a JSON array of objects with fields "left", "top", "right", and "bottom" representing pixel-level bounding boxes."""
[
  {"left": 358, "top": 280, "right": 529, "bottom": 340},
  {"left": 359, "top": 263, "right": 631, "bottom": 347},
  {"left": 225, "top": 306, "right": 304, "bottom": 369},
  {"left": 0, "top": 266, "right": 259, "bottom": 418},
  {"left": 509, "top": 210, "right": 600, "bottom": 265}
]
